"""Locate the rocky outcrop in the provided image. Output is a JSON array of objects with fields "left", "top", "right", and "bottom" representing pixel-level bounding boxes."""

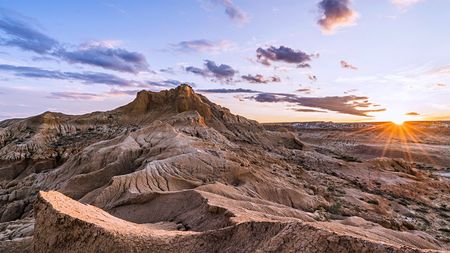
[{"left": 34, "top": 191, "right": 444, "bottom": 253}]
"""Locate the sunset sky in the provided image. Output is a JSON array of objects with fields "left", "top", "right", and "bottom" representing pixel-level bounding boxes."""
[{"left": 0, "top": 0, "right": 449, "bottom": 122}]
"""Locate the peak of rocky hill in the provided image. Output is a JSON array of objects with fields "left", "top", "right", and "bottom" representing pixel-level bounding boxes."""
[{"left": 116, "top": 85, "right": 212, "bottom": 117}]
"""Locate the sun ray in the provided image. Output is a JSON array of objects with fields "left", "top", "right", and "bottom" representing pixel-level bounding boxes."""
[{"left": 401, "top": 125, "right": 437, "bottom": 166}]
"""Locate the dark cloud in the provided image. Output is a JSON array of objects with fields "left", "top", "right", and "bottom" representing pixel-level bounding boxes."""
[
  {"left": 405, "top": 112, "right": 420, "bottom": 116},
  {"left": 248, "top": 92, "right": 385, "bottom": 117},
  {"left": 340, "top": 60, "right": 358, "bottom": 70},
  {"left": 241, "top": 74, "right": 281, "bottom": 84},
  {"left": 56, "top": 44, "right": 149, "bottom": 74},
  {"left": 185, "top": 66, "right": 209, "bottom": 77},
  {"left": 293, "top": 108, "right": 327, "bottom": 113},
  {"left": 0, "top": 63, "right": 133, "bottom": 86},
  {"left": 47, "top": 92, "right": 101, "bottom": 100},
  {"left": 296, "top": 88, "right": 313, "bottom": 94},
  {"left": 171, "top": 39, "right": 232, "bottom": 53},
  {"left": 0, "top": 12, "right": 59, "bottom": 54},
  {"left": 198, "top": 88, "right": 259, "bottom": 94},
  {"left": 308, "top": 74, "right": 317, "bottom": 82},
  {"left": 0, "top": 13, "right": 149, "bottom": 73},
  {"left": 317, "top": 0, "right": 357, "bottom": 33},
  {"left": 205, "top": 60, "right": 236, "bottom": 80},
  {"left": 256, "top": 46, "right": 316, "bottom": 67},
  {"left": 211, "top": 0, "right": 248, "bottom": 23},
  {"left": 185, "top": 60, "right": 236, "bottom": 83}
]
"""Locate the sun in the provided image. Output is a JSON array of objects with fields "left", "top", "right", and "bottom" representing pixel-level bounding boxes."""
[{"left": 392, "top": 119, "right": 405, "bottom": 126}]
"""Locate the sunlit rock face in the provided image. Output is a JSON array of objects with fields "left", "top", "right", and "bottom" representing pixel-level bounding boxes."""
[{"left": 0, "top": 85, "right": 449, "bottom": 252}]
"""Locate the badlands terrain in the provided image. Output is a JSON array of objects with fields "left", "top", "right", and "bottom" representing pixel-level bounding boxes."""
[{"left": 0, "top": 85, "right": 449, "bottom": 252}]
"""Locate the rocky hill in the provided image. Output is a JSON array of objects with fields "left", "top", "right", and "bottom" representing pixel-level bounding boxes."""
[{"left": 0, "top": 85, "right": 449, "bottom": 252}]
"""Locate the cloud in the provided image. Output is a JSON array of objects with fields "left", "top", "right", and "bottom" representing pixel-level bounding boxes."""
[
  {"left": 344, "top": 88, "right": 357, "bottom": 94},
  {"left": 0, "top": 11, "right": 59, "bottom": 54},
  {"left": 340, "top": 60, "right": 358, "bottom": 70},
  {"left": 205, "top": 60, "right": 236, "bottom": 80},
  {"left": 391, "top": 0, "right": 423, "bottom": 8},
  {"left": 0, "top": 63, "right": 134, "bottom": 86},
  {"left": 0, "top": 13, "right": 149, "bottom": 73},
  {"left": 185, "top": 66, "right": 209, "bottom": 77},
  {"left": 296, "top": 88, "right": 313, "bottom": 94},
  {"left": 198, "top": 88, "right": 259, "bottom": 94},
  {"left": 293, "top": 108, "right": 327, "bottom": 113},
  {"left": 405, "top": 112, "right": 420, "bottom": 116},
  {"left": 185, "top": 60, "right": 236, "bottom": 83},
  {"left": 210, "top": 0, "right": 248, "bottom": 23},
  {"left": 247, "top": 92, "right": 385, "bottom": 117},
  {"left": 317, "top": 0, "right": 358, "bottom": 33},
  {"left": 256, "top": 46, "right": 316, "bottom": 67},
  {"left": 434, "top": 83, "right": 447, "bottom": 88},
  {"left": 308, "top": 74, "right": 318, "bottom": 82},
  {"left": 56, "top": 42, "right": 149, "bottom": 74},
  {"left": 171, "top": 39, "right": 232, "bottom": 53},
  {"left": 241, "top": 74, "right": 281, "bottom": 83},
  {"left": 107, "top": 88, "right": 142, "bottom": 96},
  {"left": 159, "top": 67, "right": 175, "bottom": 74},
  {"left": 47, "top": 92, "right": 101, "bottom": 100},
  {"left": 146, "top": 79, "right": 196, "bottom": 88},
  {"left": 430, "top": 66, "right": 450, "bottom": 75}
]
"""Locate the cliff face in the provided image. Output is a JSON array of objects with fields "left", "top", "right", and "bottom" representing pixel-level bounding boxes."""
[{"left": 0, "top": 85, "right": 449, "bottom": 252}]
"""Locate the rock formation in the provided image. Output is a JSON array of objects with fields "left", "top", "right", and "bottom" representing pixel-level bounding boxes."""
[{"left": 0, "top": 85, "right": 449, "bottom": 252}]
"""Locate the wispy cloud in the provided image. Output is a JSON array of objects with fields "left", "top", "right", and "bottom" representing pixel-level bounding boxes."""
[
  {"left": 0, "top": 63, "right": 134, "bottom": 86},
  {"left": 198, "top": 88, "right": 259, "bottom": 93},
  {"left": 296, "top": 88, "right": 313, "bottom": 94},
  {"left": 430, "top": 66, "right": 450, "bottom": 75},
  {"left": 391, "top": 0, "right": 423, "bottom": 8},
  {"left": 293, "top": 108, "right": 327, "bottom": 113},
  {"left": 344, "top": 88, "right": 358, "bottom": 94},
  {"left": 405, "top": 111, "right": 420, "bottom": 116},
  {"left": 209, "top": 0, "right": 248, "bottom": 23},
  {"left": 47, "top": 91, "right": 101, "bottom": 100},
  {"left": 146, "top": 79, "right": 196, "bottom": 88},
  {"left": 0, "top": 63, "right": 189, "bottom": 88},
  {"left": 256, "top": 46, "right": 317, "bottom": 68},
  {"left": 340, "top": 60, "right": 358, "bottom": 70},
  {"left": 107, "top": 88, "right": 142, "bottom": 96},
  {"left": 171, "top": 39, "right": 233, "bottom": 53},
  {"left": 317, "top": 0, "right": 358, "bottom": 33},
  {"left": 159, "top": 67, "right": 175, "bottom": 74},
  {"left": 434, "top": 83, "right": 447, "bottom": 89},
  {"left": 337, "top": 64, "right": 450, "bottom": 91}
]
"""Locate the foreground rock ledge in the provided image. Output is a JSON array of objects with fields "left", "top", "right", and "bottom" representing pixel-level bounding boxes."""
[{"left": 34, "top": 191, "right": 443, "bottom": 253}]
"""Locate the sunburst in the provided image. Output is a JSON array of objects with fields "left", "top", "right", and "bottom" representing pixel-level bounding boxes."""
[{"left": 343, "top": 121, "right": 438, "bottom": 166}]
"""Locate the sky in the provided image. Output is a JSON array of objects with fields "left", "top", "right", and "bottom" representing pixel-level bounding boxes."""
[{"left": 0, "top": 0, "right": 449, "bottom": 123}]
